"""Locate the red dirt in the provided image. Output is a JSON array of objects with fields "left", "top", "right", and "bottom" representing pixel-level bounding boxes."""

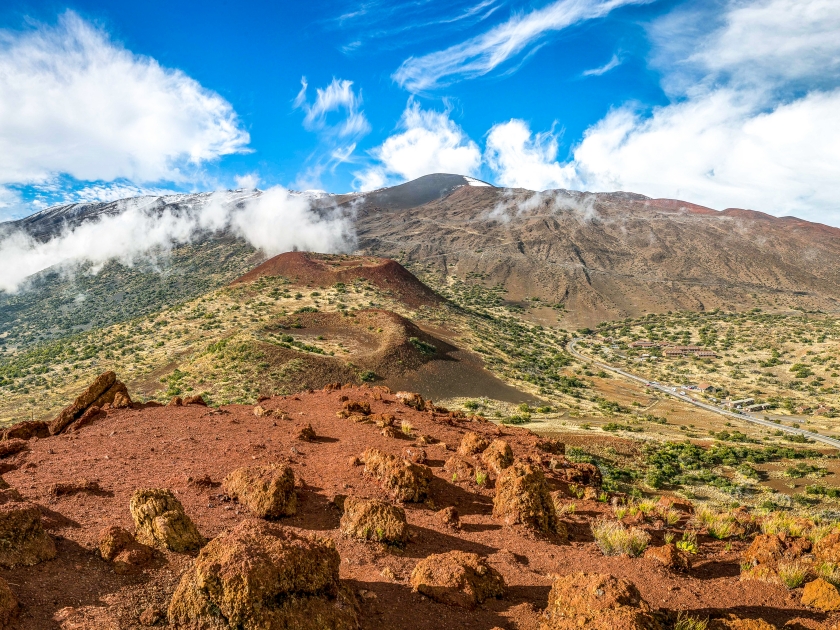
[
  {"left": 231, "top": 251, "right": 443, "bottom": 308},
  {"left": 0, "top": 388, "right": 833, "bottom": 629}
]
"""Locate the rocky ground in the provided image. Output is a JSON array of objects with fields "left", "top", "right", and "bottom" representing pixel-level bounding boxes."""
[{"left": 0, "top": 377, "right": 837, "bottom": 629}]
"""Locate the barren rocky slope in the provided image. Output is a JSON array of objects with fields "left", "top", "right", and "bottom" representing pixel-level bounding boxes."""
[{"left": 0, "top": 381, "right": 836, "bottom": 629}]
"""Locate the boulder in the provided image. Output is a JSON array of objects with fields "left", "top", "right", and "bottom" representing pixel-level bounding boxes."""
[
  {"left": 129, "top": 488, "right": 205, "bottom": 552},
  {"left": 436, "top": 506, "right": 460, "bottom": 529},
  {"left": 535, "top": 437, "right": 565, "bottom": 455},
  {"left": 339, "top": 497, "right": 408, "bottom": 544},
  {"left": 70, "top": 406, "right": 104, "bottom": 432},
  {"left": 402, "top": 446, "right": 427, "bottom": 464},
  {"left": 815, "top": 532, "right": 840, "bottom": 564},
  {"left": 112, "top": 391, "right": 132, "bottom": 409},
  {"left": 709, "top": 616, "right": 776, "bottom": 629},
  {"left": 0, "top": 489, "right": 56, "bottom": 567},
  {"left": 0, "top": 577, "right": 18, "bottom": 628},
  {"left": 182, "top": 395, "right": 207, "bottom": 406},
  {"left": 0, "top": 440, "right": 27, "bottom": 459},
  {"left": 342, "top": 400, "right": 371, "bottom": 416},
  {"left": 643, "top": 544, "right": 691, "bottom": 572},
  {"left": 481, "top": 440, "right": 514, "bottom": 474},
  {"left": 168, "top": 519, "right": 358, "bottom": 630},
  {"left": 410, "top": 551, "right": 505, "bottom": 609},
  {"left": 539, "top": 573, "right": 660, "bottom": 630},
  {"left": 92, "top": 380, "right": 130, "bottom": 408},
  {"left": 742, "top": 534, "right": 785, "bottom": 568},
  {"left": 444, "top": 456, "right": 475, "bottom": 482},
  {"left": 222, "top": 465, "right": 297, "bottom": 519},
  {"left": 363, "top": 449, "right": 431, "bottom": 502},
  {"left": 296, "top": 423, "right": 317, "bottom": 442},
  {"left": 169, "top": 397, "right": 184, "bottom": 407},
  {"left": 395, "top": 391, "right": 424, "bottom": 410},
  {"left": 802, "top": 578, "right": 840, "bottom": 612},
  {"left": 1, "top": 421, "right": 49, "bottom": 441},
  {"left": 98, "top": 525, "right": 154, "bottom": 574},
  {"left": 457, "top": 432, "right": 489, "bottom": 456},
  {"left": 49, "top": 371, "right": 117, "bottom": 434},
  {"left": 493, "top": 460, "right": 557, "bottom": 533}
]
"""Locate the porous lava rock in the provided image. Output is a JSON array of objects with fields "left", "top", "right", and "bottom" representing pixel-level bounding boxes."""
[
  {"left": 98, "top": 525, "right": 154, "bottom": 574},
  {"left": 339, "top": 497, "right": 408, "bottom": 544},
  {"left": 49, "top": 371, "right": 132, "bottom": 434},
  {"left": 709, "top": 616, "right": 777, "bottom": 629},
  {"left": 815, "top": 532, "right": 840, "bottom": 564},
  {"left": 443, "top": 456, "right": 475, "bottom": 482},
  {"left": 0, "top": 488, "right": 56, "bottom": 567},
  {"left": 402, "top": 446, "right": 427, "bottom": 464},
  {"left": 168, "top": 519, "right": 359, "bottom": 630},
  {"left": 395, "top": 391, "right": 424, "bottom": 410},
  {"left": 742, "top": 534, "right": 786, "bottom": 568},
  {"left": 182, "top": 395, "right": 207, "bottom": 406},
  {"left": 493, "top": 460, "right": 557, "bottom": 533},
  {"left": 342, "top": 400, "right": 371, "bottom": 416},
  {"left": 1, "top": 421, "right": 49, "bottom": 441},
  {"left": 481, "top": 439, "right": 514, "bottom": 474},
  {"left": 222, "top": 465, "right": 297, "bottom": 519},
  {"left": 802, "top": 578, "right": 840, "bottom": 612},
  {"left": 410, "top": 551, "right": 505, "bottom": 609},
  {"left": 436, "top": 506, "right": 460, "bottom": 529},
  {"left": 48, "top": 479, "right": 101, "bottom": 497},
  {"left": 535, "top": 437, "right": 565, "bottom": 455},
  {"left": 363, "top": 448, "right": 431, "bottom": 502},
  {"left": 643, "top": 544, "right": 691, "bottom": 572},
  {"left": 0, "top": 577, "right": 18, "bottom": 628},
  {"left": 296, "top": 423, "right": 317, "bottom": 442},
  {"left": 0, "top": 440, "right": 27, "bottom": 459},
  {"left": 129, "top": 488, "right": 205, "bottom": 552},
  {"left": 457, "top": 432, "right": 489, "bottom": 456},
  {"left": 539, "top": 573, "right": 660, "bottom": 630}
]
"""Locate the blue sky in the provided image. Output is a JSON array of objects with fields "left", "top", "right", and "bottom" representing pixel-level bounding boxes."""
[{"left": 0, "top": 0, "right": 838, "bottom": 224}]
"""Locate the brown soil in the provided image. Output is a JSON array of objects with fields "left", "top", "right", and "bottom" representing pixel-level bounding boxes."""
[
  {"left": 232, "top": 251, "right": 443, "bottom": 309},
  {"left": 0, "top": 388, "right": 832, "bottom": 629}
]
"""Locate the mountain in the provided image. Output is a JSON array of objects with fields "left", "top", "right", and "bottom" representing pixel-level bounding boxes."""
[{"left": 4, "top": 173, "right": 840, "bottom": 338}]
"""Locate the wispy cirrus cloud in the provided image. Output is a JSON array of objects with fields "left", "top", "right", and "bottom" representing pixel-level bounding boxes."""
[
  {"left": 582, "top": 52, "right": 622, "bottom": 76},
  {"left": 393, "top": 0, "right": 649, "bottom": 91},
  {"left": 294, "top": 77, "right": 370, "bottom": 139}
]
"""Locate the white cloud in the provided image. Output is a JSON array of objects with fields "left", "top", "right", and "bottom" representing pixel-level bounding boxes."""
[
  {"left": 485, "top": 119, "right": 576, "bottom": 190},
  {"left": 295, "top": 77, "right": 370, "bottom": 139},
  {"left": 582, "top": 53, "right": 621, "bottom": 76},
  {"left": 354, "top": 100, "right": 481, "bottom": 190},
  {"left": 234, "top": 173, "right": 260, "bottom": 190},
  {"left": 483, "top": 0, "right": 840, "bottom": 223},
  {"left": 0, "top": 189, "right": 355, "bottom": 293},
  {"left": 393, "top": 0, "right": 648, "bottom": 91},
  {"left": 0, "top": 187, "right": 24, "bottom": 221},
  {"left": 0, "top": 12, "right": 250, "bottom": 188}
]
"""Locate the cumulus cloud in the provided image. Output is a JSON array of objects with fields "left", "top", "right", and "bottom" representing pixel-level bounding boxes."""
[
  {"left": 354, "top": 100, "right": 481, "bottom": 190},
  {"left": 485, "top": 120, "right": 576, "bottom": 191},
  {"left": 0, "top": 12, "right": 249, "bottom": 189},
  {"left": 393, "top": 0, "right": 648, "bottom": 91},
  {"left": 0, "top": 189, "right": 355, "bottom": 293},
  {"left": 483, "top": 0, "right": 840, "bottom": 222},
  {"left": 234, "top": 173, "right": 260, "bottom": 190}
]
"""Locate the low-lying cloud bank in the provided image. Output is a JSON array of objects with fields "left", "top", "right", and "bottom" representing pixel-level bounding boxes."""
[{"left": 0, "top": 188, "right": 355, "bottom": 293}]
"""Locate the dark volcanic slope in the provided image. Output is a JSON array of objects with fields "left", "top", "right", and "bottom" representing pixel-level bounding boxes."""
[{"left": 352, "top": 183, "right": 840, "bottom": 325}]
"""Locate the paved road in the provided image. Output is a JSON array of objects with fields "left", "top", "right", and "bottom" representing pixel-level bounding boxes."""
[{"left": 568, "top": 338, "right": 840, "bottom": 450}]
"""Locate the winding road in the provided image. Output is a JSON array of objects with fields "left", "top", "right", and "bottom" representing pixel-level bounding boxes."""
[{"left": 567, "top": 338, "right": 840, "bottom": 450}]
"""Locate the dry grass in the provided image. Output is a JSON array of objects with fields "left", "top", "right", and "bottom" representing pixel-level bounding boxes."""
[
  {"left": 777, "top": 559, "right": 810, "bottom": 589},
  {"left": 591, "top": 518, "right": 650, "bottom": 557},
  {"left": 760, "top": 512, "right": 811, "bottom": 538},
  {"left": 674, "top": 613, "right": 708, "bottom": 630}
]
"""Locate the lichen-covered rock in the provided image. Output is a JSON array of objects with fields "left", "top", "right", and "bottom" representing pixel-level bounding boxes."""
[
  {"left": 296, "top": 423, "right": 317, "bottom": 442},
  {"left": 49, "top": 371, "right": 117, "bottom": 434},
  {"left": 457, "top": 432, "right": 489, "bottom": 456},
  {"left": 98, "top": 525, "right": 154, "bottom": 574},
  {"left": 129, "top": 488, "right": 205, "bottom": 552},
  {"left": 112, "top": 391, "right": 132, "bottom": 409},
  {"left": 0, "top": 490, "right": 56, "bottom": 567},
  {"left": 339, "top": 497, "right": 408, "bottom": 544},
  {"left": 168, "top": 519, "right": 358, "bottom": 630},
  {"left": 493, "top": 460, "right": 557, "bottom": 532},
  {"left": 402, "top": 446, "right": 427, "bottom": 464},
  {"left": 802, "top": 578, "right": 840, "bottom": 612},
  {"left": 643, "top": 544, "right": 691, "bottom": 572},
  {"left": 363, "top": 449, "right": 431, "bottom": 502},
  {"left": 539, "top": 573, "right": 660, "bottom": 630},
  {"left": 410, "top": 551, "right": 505, "bottom": 609},
  {"left": 0, "top": 577, "right": 18, "bottom": 628},
  {"left": 223, "top": 465, "right": 297, "bottom": 519},
  {"left": 481, "top": 440, "right": 513, "bottom": 474}
]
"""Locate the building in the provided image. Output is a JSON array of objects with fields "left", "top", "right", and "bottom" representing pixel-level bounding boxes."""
[
  {"left": 696, "top": 382, "right": 716, "bottom": 393},
  {"left": 630, "top": 341, "right": 657, "bottom": 348}
]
